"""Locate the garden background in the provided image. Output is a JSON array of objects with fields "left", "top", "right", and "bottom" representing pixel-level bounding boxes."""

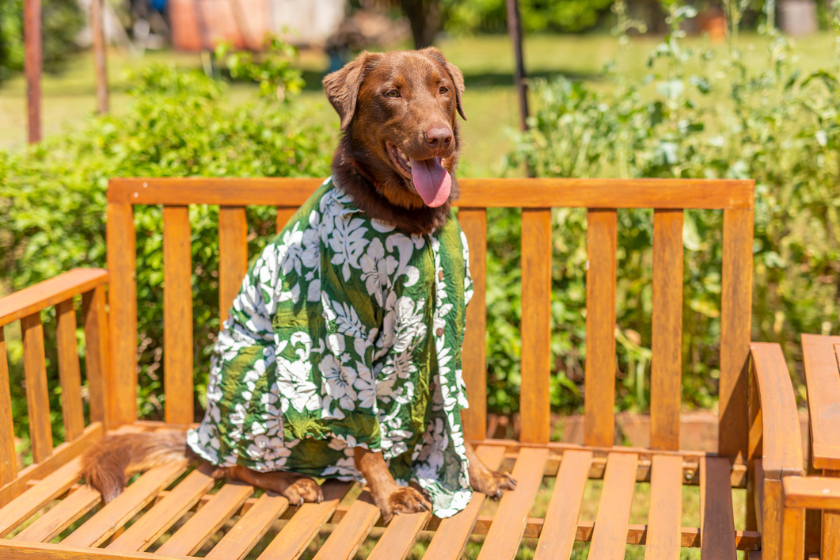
[{"left": 1, "top": 0, "right": 839, "bottom": 457}]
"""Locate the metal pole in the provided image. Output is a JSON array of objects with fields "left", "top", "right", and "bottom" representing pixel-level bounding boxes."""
[
  {"left": 91, "top": 0, "right": 109, "bottom": 114},
  {"left": 24, "top": 0, "right": 42, "bottom": 143},
  {"left": 506, "top": 0, "right": 529, "bottom": 133},
  {"left": 506, "top": 0, "right": 532, "bottom": 176}
]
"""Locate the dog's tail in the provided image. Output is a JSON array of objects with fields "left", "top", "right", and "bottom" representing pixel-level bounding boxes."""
[{"left": 81, "top": 429, "right": 189, "bottom": 503}]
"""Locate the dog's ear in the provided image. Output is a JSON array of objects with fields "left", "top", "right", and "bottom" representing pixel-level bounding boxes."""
[
  {"left": 419, "top": 47, "right": 467, "bottom": 121},
  {"left": 323, "top": 52, "right": 380, "bottom": 131}
]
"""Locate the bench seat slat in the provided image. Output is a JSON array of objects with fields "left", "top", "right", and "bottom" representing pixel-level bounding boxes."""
[
  {"left": 205, "top": 491, "right": 290, "bottom": 560},
  {"left": 255, "top": 480, "right": 352, "bottom": 560},
  {"left": 587, "top": 452, "right": 638, "bottom": 560},
  {"left": 701, "top": 456, "right": 737, "bottom": 560},
  {"left": 534, "top": 450, "right": 592, "bottom": 560},
  {"left": 155, "top": 481, "right": 253, "bottom": 557},
  {"left": 311, "top": 490, "right": 380, "bottom": 560},
  {"left": 423, "top": 446, "right": 506, "bottom": 560},
  {"left": 62, "top": 460, "right": 188, "bottom": 548},
  {"left": 0, "top": 457, "right": 83, "bottom": 538},
  {"left": 366, "top": 509, "right": 430, "bottom": 560},
  {"left": 644, "top": 455, "right": 683, "bottom": 559},
  {"left": 476, "top": 447, "right": 550, "bottom": 560},
  {"left": 12, "top": 485, "right": 100, "bottom": 543},
  {"left": 106, "top": 464, "right": 215, "bottom": 552}
]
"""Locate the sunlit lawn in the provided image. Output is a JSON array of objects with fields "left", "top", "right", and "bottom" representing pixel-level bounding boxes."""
[{"left": 0, "top": 32, "right": 835, "bottom": 176}]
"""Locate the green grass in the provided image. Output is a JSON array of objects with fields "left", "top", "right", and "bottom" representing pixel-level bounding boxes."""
[{"left": 1, "top": 32, "right": 835, "bottom": 177}]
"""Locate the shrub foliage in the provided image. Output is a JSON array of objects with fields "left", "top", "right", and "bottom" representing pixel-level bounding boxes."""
[
  {"left": 495, "top": 1, "right": 840, "bottom": 414},
  {"left": 0, "top": 45, "right": 332, "bottom": 447}
]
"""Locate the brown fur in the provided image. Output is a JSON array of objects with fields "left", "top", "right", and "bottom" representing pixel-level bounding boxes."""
[
  {"left": 80, "top": 48, "right": 516, "bottom": 519},
  {"left": 325, "top": 48, "right": 466, "bottom": 235},
  {"left": 80, "top": 430, "right": 189, "bottom": 503}
]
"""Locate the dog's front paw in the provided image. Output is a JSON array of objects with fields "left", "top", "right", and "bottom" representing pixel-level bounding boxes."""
[
  {"left": 470, "top": 468, "right": 517, "bottom": 500},
  {"left": 383, "top": 486, "right": 431, "bottom": 523},
  {"left": 282, "top": 476, "right": 323, "bottom": 506}
]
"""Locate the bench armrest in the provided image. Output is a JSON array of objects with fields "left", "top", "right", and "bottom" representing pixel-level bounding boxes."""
[
  {"left": 801, "top": 333, "right": 840, "bottom": 470},
  {"left": 0, "top": 268, "right": 108, "bottom": 327},
  {"left": 750, "top": 342, "right": 804, "bottom": 479},
  {"left": 783, "top": 475, "right": 840, "bottom": 510}
]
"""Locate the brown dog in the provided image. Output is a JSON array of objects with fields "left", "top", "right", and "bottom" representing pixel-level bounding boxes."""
[{"left": 82, "top": 48, "right": 515, "bottom": 523}]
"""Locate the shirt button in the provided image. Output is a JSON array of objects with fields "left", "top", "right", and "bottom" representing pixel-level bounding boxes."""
[
  {"left": 438, "top": 270, "right": 444, "bottom": 281},
  {"left": 436, "top": 327, "right": 444, "bottom": 336}
]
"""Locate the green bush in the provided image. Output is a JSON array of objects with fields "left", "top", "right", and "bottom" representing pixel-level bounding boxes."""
[
  {"left": 495, "top": 1, "right": 840, "bottom": 414},
  {"left": 0, "top": 44, "right": 332, "bottom": 449},
  {"left": 444, "top": 0, "right": 614, "bottom": 34}
]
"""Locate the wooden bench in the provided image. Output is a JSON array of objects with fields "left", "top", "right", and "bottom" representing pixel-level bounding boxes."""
[
  {"left": 0, "top": 177, "right": 805, "bottom": 559},
  {"left": 799, "top": 334, "right": 840, "bottom": 559}
]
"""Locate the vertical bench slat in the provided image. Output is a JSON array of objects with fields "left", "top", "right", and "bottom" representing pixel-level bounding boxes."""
[
  {"left": 107, "top": 200, "right": 138, "bottom": 426},
  {"left": 423, "top": 446, "right": 506, "bottom": 560},
  {"left": 534, "top": 450, "right": 592, "bottom": 560},
  {"left": 276, "top": 207, "right": 297, "bottom": 234},
  {"left": 587, "top": 452, "right": 638, "bottom": 560},
  {"left": 0, "top": 328, "right": 16, "bottom": 485},
  {"left": 163, "top": 206, "right": 194, "bottom": 425},
  {"left": 55, "top": 299, "right": 85, "bottom": 441},
  {"left": 21, "top": 313, "right": 53, "bottom": 463},
  {"left": 701, "top": 456, "right": 737, "bottom": 559},
  {"left": 643, "top": 455, "right": 683, "bottom": 559},
  {"left": 475, "top": 447, "right": 549, "bottom": 560},
  {"left": 719, "top": 207, "right": 754, "bottom": 463},
  {"left": 219, "top": 207, "right": 249, "bottom": 324},
  {"left": 82, "top": 285, "right": 109, "bottom": 428},
  {"left": 650, "top": 209, "right": 684, "bottom": 451},
  {"left": 520, "top": 208, "right": 552, "bottom": 444},
  {"left": 459, "top": 208, "right": 488, "bottom": 442},
  {"left": 585, "top": 209, "right": 618, "bottom": 448}
]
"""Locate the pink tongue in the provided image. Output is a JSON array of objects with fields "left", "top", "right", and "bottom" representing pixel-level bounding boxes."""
[{"left": 410, "top": 158, "right": 451, "bottom": 208}]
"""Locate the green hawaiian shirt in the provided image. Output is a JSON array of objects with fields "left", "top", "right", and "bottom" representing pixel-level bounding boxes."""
[{"left": 187, "top": 177, "right": 474, "bottom": 517}]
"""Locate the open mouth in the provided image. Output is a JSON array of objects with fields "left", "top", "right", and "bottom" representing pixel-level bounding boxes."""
[
  {"left": 387, "top": 142, "right": 413, "bottom": 179},
  {"left": 386, "top": 142, "right": 452, "bottom": 208}
]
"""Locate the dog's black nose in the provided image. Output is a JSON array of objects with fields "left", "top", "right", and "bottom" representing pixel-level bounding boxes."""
[{"left": 425, "top": 126, "right": 452, "bottom": 150}]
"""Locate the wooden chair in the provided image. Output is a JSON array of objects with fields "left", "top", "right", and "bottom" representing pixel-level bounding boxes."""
[
  {"left": 0, "top": 177, "right": 805, "bottom": 559},
  {"left": 799, "top": 334, "right": 840, "bottom": 559}
]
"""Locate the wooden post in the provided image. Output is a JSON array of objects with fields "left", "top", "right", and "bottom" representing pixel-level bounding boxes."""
[
  {"left": 505, "top": 0, "right": 532, "bottom": 176},
  {"left": 24, "top": 0, "right": 42, "bottom": 143},
  {"left": 91, "top": 0, "right": 109, "bottom": 114}
]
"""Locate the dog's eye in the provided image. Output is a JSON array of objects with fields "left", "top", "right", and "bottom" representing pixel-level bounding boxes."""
[
  {"left": 385, "top": 89, "right": 400, "bottom": 98},
  {"left": 439, "top": 86, "right": 449, "bottom": 94}
]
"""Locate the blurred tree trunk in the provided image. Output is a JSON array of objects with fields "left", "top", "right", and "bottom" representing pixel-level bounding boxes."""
[{"left": 399, "top": 0, "right": 441, "bottom": 48}]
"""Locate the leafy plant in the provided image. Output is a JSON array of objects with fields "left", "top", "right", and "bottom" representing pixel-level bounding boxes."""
[
  {"left": 0, "top": 41, "right": 332, "bottom": 450},
  {"left": 501, "top": 0, "right": 840, "bottom": 415}
]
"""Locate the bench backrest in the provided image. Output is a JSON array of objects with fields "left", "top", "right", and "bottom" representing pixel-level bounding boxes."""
[{"left": 106, "top": 177, "right": 755, "bottom": 460}]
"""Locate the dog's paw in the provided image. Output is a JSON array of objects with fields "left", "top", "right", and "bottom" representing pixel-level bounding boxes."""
[
  {"left": 470, "top": 469, "right": 517, "bottom": 500},
  {"left": 282, "top": 476, "right": 323, "bottom": 506},
  {"left": 383, "top": 486, "right": 431, "bottom": 523}
]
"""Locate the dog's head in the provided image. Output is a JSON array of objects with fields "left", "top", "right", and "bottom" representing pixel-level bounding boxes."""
[{"left": 324, "top": 48, "right": 466, "bottom": 215}]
